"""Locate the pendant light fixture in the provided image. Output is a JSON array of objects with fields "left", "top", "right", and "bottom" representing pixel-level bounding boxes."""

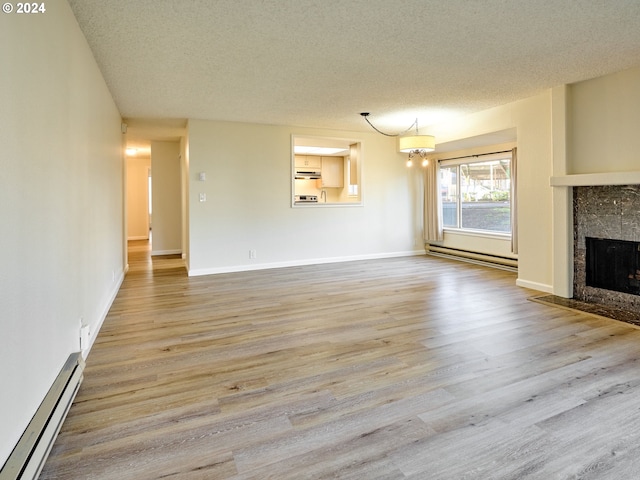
[{"left": 360, "top": 112, "right": 435, "bottom": 167}]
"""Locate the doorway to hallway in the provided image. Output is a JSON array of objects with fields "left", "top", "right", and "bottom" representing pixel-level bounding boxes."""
[{"left": 127, "top": 238, "right": 185, "bottom": 274}]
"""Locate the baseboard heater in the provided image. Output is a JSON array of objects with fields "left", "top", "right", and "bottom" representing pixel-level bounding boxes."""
[
  {"left": 0, "top": 353, "right": 84, "bottom": 480},
  {"left": 427, "top": 244, "right": 518, "bottom": 272}
]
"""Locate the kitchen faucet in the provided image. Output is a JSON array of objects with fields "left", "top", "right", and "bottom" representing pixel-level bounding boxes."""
[{"left": 320, "top": 190, "right": 327, "bottom": 203}]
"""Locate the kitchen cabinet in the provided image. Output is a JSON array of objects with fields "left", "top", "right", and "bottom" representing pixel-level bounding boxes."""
[
  {"left": 294, "top": 155, "right": 322, "bottom": 168},
  {"left": 317, "top": 156, "right": 344, "bottom": 188}
]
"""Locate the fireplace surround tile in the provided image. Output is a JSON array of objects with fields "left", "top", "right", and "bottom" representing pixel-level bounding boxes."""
[{"left": 573, "top": 185, "right": 640, "bottom": 313}]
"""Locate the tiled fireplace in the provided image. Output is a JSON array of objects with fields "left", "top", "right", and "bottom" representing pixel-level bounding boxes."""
[{"left": 573, "top": 185, "right": 640, "bottom": 312}]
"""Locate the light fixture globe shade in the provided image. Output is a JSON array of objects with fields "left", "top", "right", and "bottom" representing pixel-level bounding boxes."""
[{"left": 398, "top": 135, "right": 435, "bottom": 153}]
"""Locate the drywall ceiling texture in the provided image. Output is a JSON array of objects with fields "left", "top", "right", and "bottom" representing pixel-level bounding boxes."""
[{"left": 68, "top": 0, "right": 640, "bottom": 132}]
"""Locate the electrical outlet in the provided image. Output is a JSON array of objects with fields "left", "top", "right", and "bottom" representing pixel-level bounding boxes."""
[
  {"left": 80, "top": 323, "right": 90, "bottom": 350},
  {"left": 249, "top": 249, "right": 257, "bottom": 259},
  {"left": 199, "top": 193, "right": 206, "bottom": 202}
]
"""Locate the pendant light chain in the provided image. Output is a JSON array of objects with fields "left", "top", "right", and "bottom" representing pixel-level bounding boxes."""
[{"left": 360, "top": 113, "right": 417, "bottom": 137}]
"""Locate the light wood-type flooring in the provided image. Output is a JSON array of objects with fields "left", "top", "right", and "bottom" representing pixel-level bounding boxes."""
[{"left": 40, "top": 241, "right": 640, "bottom": 479}]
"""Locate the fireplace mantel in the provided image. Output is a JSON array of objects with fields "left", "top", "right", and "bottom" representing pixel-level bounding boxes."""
[{"left": 550, "top": 171, "right": 640, "bottom": 187}]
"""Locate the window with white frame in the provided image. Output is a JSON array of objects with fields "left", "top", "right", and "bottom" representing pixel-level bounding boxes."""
[{"left": 439, "top": 152, "right": 512, "bottom": 234}]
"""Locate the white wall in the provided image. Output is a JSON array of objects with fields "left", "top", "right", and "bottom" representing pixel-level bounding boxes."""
[
  {"left": 126, "top": 157, "right": 151, "bottom": 239},
  {"left": 187, "top": 119, "right": 424, "bottom": 275},
  {"left": 569, "top": 66, "right": 640, "bottom": 174},
  {"left": 0, "top": 2, "right": 124, "bottom": 465},
  {"left": 151, "top": 141, "right": 182, "bottom": 255},
  {"left": 428, "top": 92, "right": 554, "bottom": 292}
]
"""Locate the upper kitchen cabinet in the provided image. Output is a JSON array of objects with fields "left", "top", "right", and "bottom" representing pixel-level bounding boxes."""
[
  {"left": 292, "top": 135, "right": 361, "bottom": 206},
  {"left": 295, "top": 155, "right": 322, "bottom": 169},
  {"left": 317, "top": 156, "right": 343, "bottom": 188}
]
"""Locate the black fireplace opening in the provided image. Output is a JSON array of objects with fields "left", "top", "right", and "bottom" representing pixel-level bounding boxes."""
[{"left": 586, "top": 237, "right": 640, "bottom": 296}]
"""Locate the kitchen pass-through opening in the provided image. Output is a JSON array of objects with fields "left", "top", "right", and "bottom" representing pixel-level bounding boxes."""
[{"left": 586, "top": 237, "right": 640, "bottom": 296}]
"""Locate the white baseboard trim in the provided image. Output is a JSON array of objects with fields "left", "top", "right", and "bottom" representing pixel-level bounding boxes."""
[
  {"left": 151, "top": 249, "right": 182, "bottom": 256},
  {"left": 188, "top": 249, "right": 426, "bottom": 277},
  {"left": 516, "top": 278, "right": 553, "bottom": 294},
  {"left": 82, "top": 270, "right": 124, "bottom": 359}
]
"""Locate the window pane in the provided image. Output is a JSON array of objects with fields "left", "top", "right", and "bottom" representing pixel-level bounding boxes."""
[
  {"left": 460, "top": 160, "right": 510, "bottom": 233},
  {"left": 439, "top": 166, "right": 458, "bottom": 228}
]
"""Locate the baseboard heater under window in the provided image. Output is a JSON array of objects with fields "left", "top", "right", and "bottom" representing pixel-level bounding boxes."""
[
  {"left": 427, "top": 244, "right": 518, "bottom": 272},
  {"left": 0, "top": 353, "right": 84, "bottom": 480}
]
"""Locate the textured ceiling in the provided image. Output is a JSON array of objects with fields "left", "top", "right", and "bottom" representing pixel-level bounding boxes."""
[{"left": 68, "top": 0, "right": 640, "bottom": 140}]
